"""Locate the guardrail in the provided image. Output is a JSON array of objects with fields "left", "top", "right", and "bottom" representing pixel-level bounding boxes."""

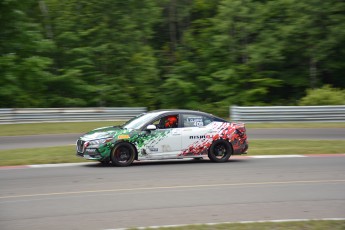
[
  {"left": 0, "top": 107, "right": 147, "bottom": 124},
  {"left": 230, "top": 105, "right": 345, "bottom": 122}
]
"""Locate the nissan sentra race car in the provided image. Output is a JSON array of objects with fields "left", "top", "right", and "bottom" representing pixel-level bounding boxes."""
[{"left": 76, "top": 109, "right": 248, "bottom": 166}]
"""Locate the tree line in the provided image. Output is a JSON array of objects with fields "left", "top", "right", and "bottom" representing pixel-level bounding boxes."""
[{"left": 1, "top": 0, "right": 344, "bottom": 116}]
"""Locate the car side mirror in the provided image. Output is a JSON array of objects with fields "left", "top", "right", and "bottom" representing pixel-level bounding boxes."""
[{"left": 146, "top": 124, "right": 157, "bottom": 130}]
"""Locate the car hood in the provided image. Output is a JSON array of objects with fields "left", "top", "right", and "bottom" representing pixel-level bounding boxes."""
[{"left": 80, "top": 126, "right": 124, "bottom": 141}]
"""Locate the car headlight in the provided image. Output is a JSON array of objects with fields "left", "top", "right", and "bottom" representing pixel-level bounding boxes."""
[{"left": 88, "top": 138, "right": 113, "bottom": 146}]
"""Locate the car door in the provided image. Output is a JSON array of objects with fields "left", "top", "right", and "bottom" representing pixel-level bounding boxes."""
[
  {"left": 180, "top": 113, "right": 214, "bottom": 156},
  {"left": 144, "top": 114, "right": 182, "bottom": 157}
]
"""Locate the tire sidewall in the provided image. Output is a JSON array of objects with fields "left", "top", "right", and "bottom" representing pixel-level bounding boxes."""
[
  {"left": 111, "top": 142, "right": 136, "bottom": 167},
  {"left": 208, "top": 139, "right": 232, "bottom": 162}
]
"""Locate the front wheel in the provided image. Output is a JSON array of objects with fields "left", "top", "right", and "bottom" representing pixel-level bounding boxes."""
[
  {"left": 208, "top": 139, "right": 232, "bottom": 162},
  {"left": 111, "top": 142, "right": 136, "bottom": 167}
]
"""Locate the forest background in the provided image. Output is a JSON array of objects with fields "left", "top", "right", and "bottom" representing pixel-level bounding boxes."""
[{"left": 1, "top": 0, "right": 344, "bottom": 116}]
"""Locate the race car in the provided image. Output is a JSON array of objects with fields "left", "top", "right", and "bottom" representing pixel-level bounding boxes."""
[{"left": 76, "top": 109, "right": 248, "bottom": 166}]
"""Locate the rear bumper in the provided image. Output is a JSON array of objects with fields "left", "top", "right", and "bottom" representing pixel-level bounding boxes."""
[{"left": 233, "top": 142, "right": 248, "bottom": 155}]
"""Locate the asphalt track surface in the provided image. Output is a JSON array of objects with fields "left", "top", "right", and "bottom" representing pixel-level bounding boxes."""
[
  {"left": 1, "top": 128, "right": 345, "bottom": 150},
  {"left": 1, "top": 156, "right": 345, "bottom": 230}
]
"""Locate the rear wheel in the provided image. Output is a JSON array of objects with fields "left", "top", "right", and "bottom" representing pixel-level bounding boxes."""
[
  {"left": 111, "top": 142, "right": 136, "bottom": 167},
  {"left": 208, "top": 139, "right": 232, "bottom": 162}
]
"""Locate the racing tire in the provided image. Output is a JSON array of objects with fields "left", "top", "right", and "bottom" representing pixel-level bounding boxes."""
[
  {"left": 111, "top": 142, "right": 136, "bottom": 167},
  {"left": 208, "top": 139, "right": 232, "bottom": 163}
]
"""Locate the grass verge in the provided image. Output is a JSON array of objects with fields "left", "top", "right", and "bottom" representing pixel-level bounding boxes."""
[
  {"left": 1, "top": 140, "right": 344, "bottom": 166},
  {"left": 248, "top": 139, "right": 345, "bottom": 155},
  {"left": 245, "top": 122, "right": 345, "bottom": 129},
  {"left": 0, "top": 145, "right": 85, "bottom": 166},
  {"left": 0, "top": 121, "right": 123, "bottom": 136},
  {"left": 0, "top": 121, "right": 344, "bottom": 136},
  {"left": 129, "top": 220, "right": 345, "bottom": 230}
]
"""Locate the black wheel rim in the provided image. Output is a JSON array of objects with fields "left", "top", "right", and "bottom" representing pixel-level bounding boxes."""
[
  {"left": 115, "top": 146, "right": 131, "bottom": 163},
  {"left": 214, "top": 143, "right": 227, "bottom": 159}
]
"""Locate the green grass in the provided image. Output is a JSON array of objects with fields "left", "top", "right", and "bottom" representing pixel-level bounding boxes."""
[
  {"left": 248, "top": 140, "right": 345, "bottom": 155},
  {"left": 0, "top": 121, "right": 344, "bottom": 136},
  {"left": 0, "top": 121, "right": 123, "bottom": 136},
  {"left": 1, "top": 140, "right": 344, "bottom": 166},
  {"left": 246, "top": 122, "right": 345, "bottom": 129},
  {"left": 0, "top": 145, "right": 85, "bottom": 166},
  {"left": 129, "top": 220, "right": 345, "bottom": 230}
]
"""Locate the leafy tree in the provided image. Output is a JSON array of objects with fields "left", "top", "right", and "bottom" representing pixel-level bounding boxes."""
[
  {"left": 299, "top": 85, "right": 345, "bottom": 105},
  {"left": 44, "top": 0, "right": 161, "bottom": 108},
  {"left": 247, "top": 0, "right": 345, "bottom": 102},
  {"left": 1, "top": 0, "right": 344, "bottom": 115},
  {"left": 163, "top": 0, "right": 283, "bottom": 112},
  {"left": 158, "top": 0, "right": 222, "bottom": 110},
  {"left": 0, "top": 0, "right": 54, "bottom": 107}
]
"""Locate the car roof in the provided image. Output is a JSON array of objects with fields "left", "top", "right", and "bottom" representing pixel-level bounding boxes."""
[{"left": 146, "top": 109, "right": 221, "bottom": 119}]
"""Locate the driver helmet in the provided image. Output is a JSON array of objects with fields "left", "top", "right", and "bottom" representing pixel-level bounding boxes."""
[{"left": 165, "top": 115, "right": 178, "bottom": 128}]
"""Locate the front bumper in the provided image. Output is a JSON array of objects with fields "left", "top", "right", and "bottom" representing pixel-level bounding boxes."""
[
  {"left": 76, "top": 139, "right": 102, "bottom": 160},
  {"left": 76, "top": 152, "right": 102, "bottom": 160}
]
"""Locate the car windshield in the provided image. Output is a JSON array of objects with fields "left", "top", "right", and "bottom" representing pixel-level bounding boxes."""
[{"left": 122, "top": 112, "right": 160, "bottom": 130}]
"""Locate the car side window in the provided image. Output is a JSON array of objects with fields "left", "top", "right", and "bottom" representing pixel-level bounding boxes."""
[
  {"left": 183, "top": 114, "right": 213, "bottom": 127},
  {"left": 152, "top": 114, "right": 179, "bottom": 129},
  {"left": 203, "top": 117, "right": 213, "bottom": 126}
]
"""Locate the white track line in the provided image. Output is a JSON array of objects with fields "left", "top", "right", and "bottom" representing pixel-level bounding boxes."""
[
  {"left": 106, "top": 218, "right": 345, "bottom": 230},
  {"left": 1, "top": 179, "right": 345, "bottom": 199},
  {"left": 1, "top": 154, "right": 345, "bottom": 170},
  {"left": 251, "top": 154, "right": 306, "bottom": 158},
  {"left": 29, "top": 162, "right": 93, "bottom": 168}
]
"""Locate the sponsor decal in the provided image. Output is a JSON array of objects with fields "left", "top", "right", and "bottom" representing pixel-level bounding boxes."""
[
  {"left": 189, "top": 135, "right": 206, "bottom": 139},
  {"left": 85, "top": 148, "right": 97, "bottom": 153},
  {"left": 118, "top": 134, "right": 130, "bottom": 139},
  {"left": 148, "top": 147, "right": 158, "bottom": 152},
  {"left": 189, "top": 134, "right": 215, "bottom": 139},
  {"left": 162, "top": 145, "right": 171, "bottom": 152},
  {"left": 187, "top": 117, "right": 204, "bottom": 127}
]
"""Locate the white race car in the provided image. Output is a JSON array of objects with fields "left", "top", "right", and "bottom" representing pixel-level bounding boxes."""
[{"left": 76, "top": 109, "right": 248, "bottom": 166}]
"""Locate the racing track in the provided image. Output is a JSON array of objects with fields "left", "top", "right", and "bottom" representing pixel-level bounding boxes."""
[
  {"left": 0, "top": 128, "right": 345, "bottom": 150},
  {"left": 1, "top": 156, "right": 345, "bottom": 230}
]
